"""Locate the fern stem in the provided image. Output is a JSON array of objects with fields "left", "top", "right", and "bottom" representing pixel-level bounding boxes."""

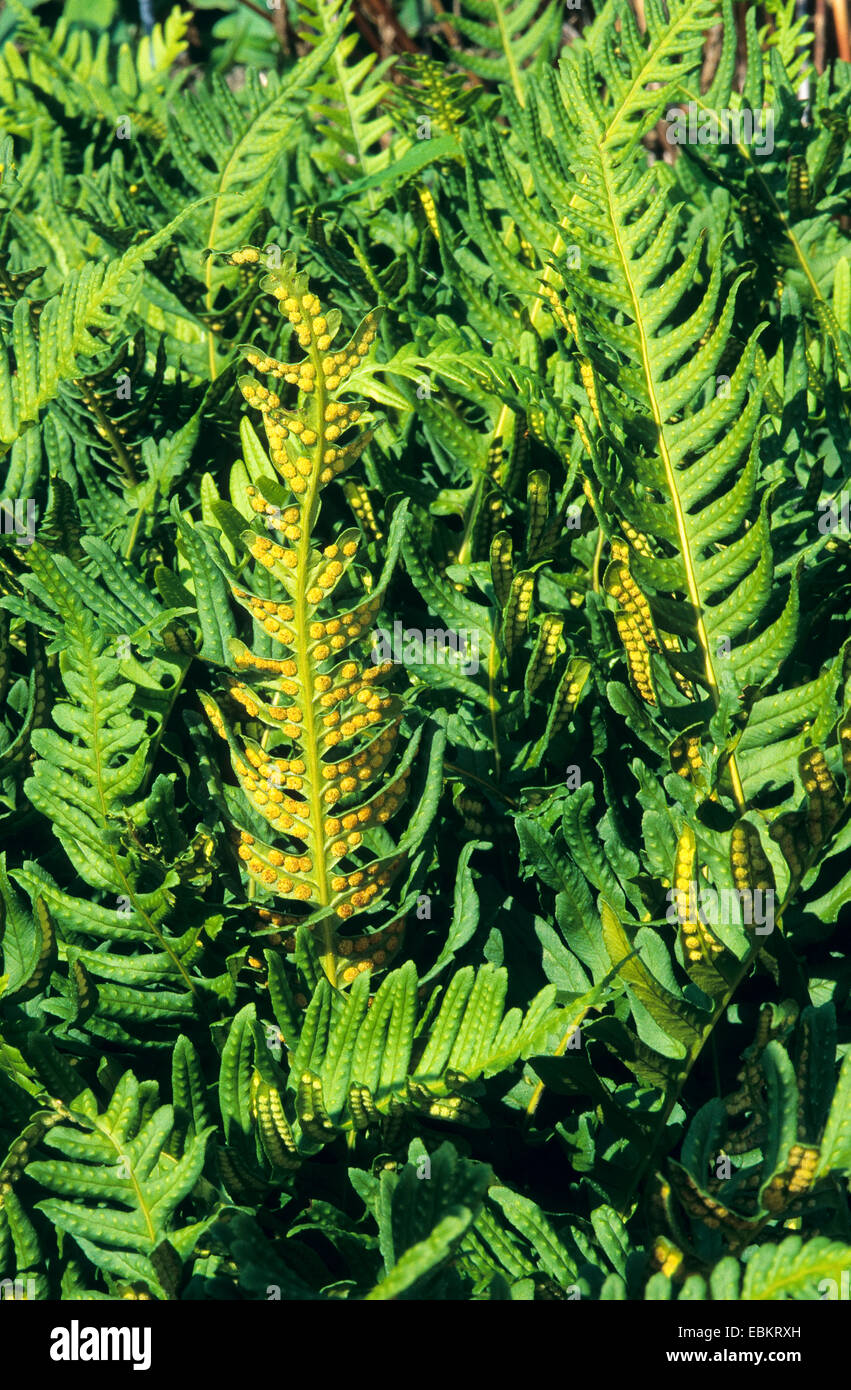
[
  {"left": 123, "top": 507, "right": 145, "bottom": 561},
  {"left": 236, "top": 0, "right": 279, "bottom": 24},
  {"left": 110, "top": 845, "right": 198, "bottom": 996},
  {"left": 591, "top": 526, "right": 604, "bottom": 594},
  {"left": 426, "top": 0, "right": 466, "bottom": 51},
  {"left": 523, "top": 1005, "right": 592, "bottom": 1122},
  {"left": 487, "top": 621, "right": 501, "bottom": 780},
  {"left": 298, "top": 371, "right": 337, "bottom": 987}
]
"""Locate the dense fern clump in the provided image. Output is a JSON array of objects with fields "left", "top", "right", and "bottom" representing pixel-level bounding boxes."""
[{"left": 0, "top": 0, "right": 850, "bottom": 1315}]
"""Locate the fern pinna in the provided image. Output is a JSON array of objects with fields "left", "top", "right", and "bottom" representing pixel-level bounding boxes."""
[{"left": 200, "top": 249, "right": 429, "bottom": 989}]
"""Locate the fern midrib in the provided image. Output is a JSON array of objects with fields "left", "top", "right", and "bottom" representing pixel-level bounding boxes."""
[
  {"left": 83, "top": 389, "right": 138, "bottom": 487},
  {"left": 295, "top": 366, "right": 336, "bottom": 987},
  {"left": 493, "top": 0, "right": 525, "bottom": 108},
  {"left": 599, "top": 0, "right": 719, "bottom": 154},
  {"left": 110, "top": 1138, "right": 157, "bottom": 1245},
  {"left": 487, "top": 620, "right": 501, "bottom": 779},
  {"left": 462, "top": 3, "right": 722, "bottom": 558},
  {"left": 598, "top": 153, "right": 747, "bottom": 812}
]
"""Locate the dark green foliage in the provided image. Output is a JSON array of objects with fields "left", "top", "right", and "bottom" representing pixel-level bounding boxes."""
[{"left": 0, "top": 0, "right": 849, "bottom": 1304}]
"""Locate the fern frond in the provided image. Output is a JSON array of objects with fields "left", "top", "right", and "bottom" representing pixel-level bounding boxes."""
[
  {"left": 530, "top": 55, "right": 820, "bottom": 814},
  {"left": 144, "top": 16, "right": 347, "bottom": 375},
  {"left": 198, "top": 249, "right": 440, "bottom": 987},
  {"left": 582, "top": 0, "right": 722, "bottom": 152},
  {"left": 631, "top": 1235, "right": 851, "bottom": 1300},
  {"left": 218, "top": 953, "right": 584, "bottom": 1167},
  {"left": 0, "top": 201, "right": 205, "bottom": 454},
  {"left": 390, "top": 53, "right": 487, "bottom": 140},
  {"left": 362, "top": 1138, "right": 490, "bottom": 1299},
  {"left": 1, "top": 544, "right": 213, "bottom": 1033},
  {"left": 24, "top": 1070, "right": 215, "bottom": 1298},
  {"left": 671, "top": 13, "right": 851, "bottom": 449}
]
